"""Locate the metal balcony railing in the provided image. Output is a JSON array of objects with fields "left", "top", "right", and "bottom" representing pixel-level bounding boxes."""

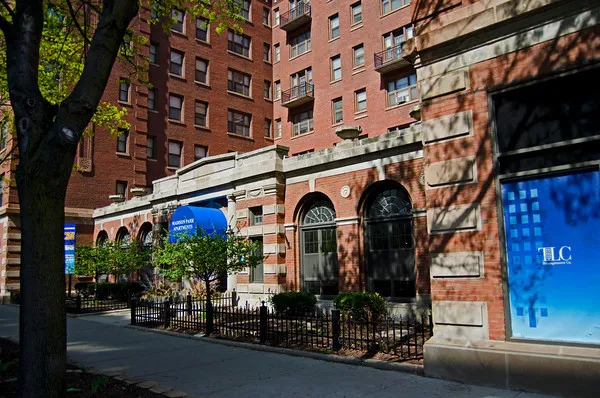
[
  {"left": 374, "top": 43, "right": 410, "bottom": 73},
  {"left": 281, "top": 83, "right": 314, "bottom": 108},
  {"left": 280, "top": 2, "right": 311, "bottom": 31}
]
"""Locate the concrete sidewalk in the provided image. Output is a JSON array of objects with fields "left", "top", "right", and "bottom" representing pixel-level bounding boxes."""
[{"left": 0, "top": 305, "right": 556, "bottom": 398}]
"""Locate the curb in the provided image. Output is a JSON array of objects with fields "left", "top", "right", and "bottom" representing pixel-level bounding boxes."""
[{"left": 125, "top": 324, "right": 424, "bottom": 376}]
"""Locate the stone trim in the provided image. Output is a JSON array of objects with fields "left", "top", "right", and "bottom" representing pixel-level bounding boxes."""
[
  {"left": 432, "top": 300, "right": 489, "bottom": 341},
  {"left": 422, "top": 110, "right": 473, "bottom": 144},
  {"left": 420, "top": 70, "right": 468, "bottom": 100},
  {"left": 427, "top": 204, "right": 481, "bottom": 234},
  {"left": 425, "top": 156, "right": 477, "bottom": 188},
  {"left": 335, "top": 216, "right": 360, "bottom": 226},
  {"left": 284, "top": 223, "right": 297, "bottom": 231},
  {"left": 430, "top": 251, "right": 484, "bottom": 278}
]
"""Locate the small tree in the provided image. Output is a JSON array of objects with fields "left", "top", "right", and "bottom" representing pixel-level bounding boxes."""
[
  {"left": 154, "top": 227, "right": 261, "bottom": 333},
  {"left": 74, "top": 244, "right": 109, "bottom": 283},
  {"left": 106, "top": 241, "right": 149, "bottom": 282}
]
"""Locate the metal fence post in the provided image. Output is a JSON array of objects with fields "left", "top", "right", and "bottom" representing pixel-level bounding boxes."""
[
  {"left": 206, "top": 297, "right": 214, "bottom": 335},
  {"left": 131, "top": 297, "right": 137, "bottom": 325},
  {"left": 259, "top": 301, "right": 267, "bottom": 344},
  {"left": 231, "top": 289, "right": 237, "bottom": 308},
  {"left": 429, "top": 312, "right": 434, "bottom": 336},
  {"left": 186, "top": 294, "right": 192, "bottom": 316},
  {"left": 76, "top": 294, "right": 82, "bottom": 314},
  {"left": 332, "top": 308, "right": 341, "bottom": 351},
  {"left": 164, "top": 299, "right": 171, "bottom": 328}
]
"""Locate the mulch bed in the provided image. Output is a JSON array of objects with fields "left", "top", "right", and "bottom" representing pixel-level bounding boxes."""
[{"left": 0, "top": 338, "right": 163, "bottom": 398}]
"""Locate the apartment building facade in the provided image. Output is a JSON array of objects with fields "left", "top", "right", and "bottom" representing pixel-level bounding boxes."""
[{"left": 3, "top": 0, "right": 600, "bottom": 394}]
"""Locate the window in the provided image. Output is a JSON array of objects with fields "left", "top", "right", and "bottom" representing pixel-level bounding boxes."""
[
  {"left": 149, "top": 43, "right": 158, "bottom": 64},
  {"left": 351, "top": 2, "right": 362, "bottom": 24},
  {"left": 195, "top": 58, "right": 208, "bottom": 84},
  {"left": 195, "top": 101, "right": 208, "bottom": 127},
  {"left": 331, "top": 55, "right": 342, "bottom": 81},
  {"left": 168, "top": 141, "right": 182, "bottom": 168},
  {"left": 250, "top": 206, "right": 263, "bottom": 226},
  {"left": 194, "top": 145, "right": 207, "bottom": 161},
  {"left": 383, "top": 25, "right": 414, "bottom": 50},
  {"left": 146, "top": 136, "right": 156, "bottom": 159},
  {"left": 171, "top": 9, "right": 184, "bottom": 33},
  {"left": 169, "top": 94, "right": 183, "bottom": 121},
  {"left": 264, "top": 118, "right": 272, "bottom": 138},
  {"left": 274, "top": 8, "right": 280, "bottom": 25},
  {"left": 117, "top": 129, "right": 128, "bottom": 153},
  {"left": 263, "top": 43, "right": 271, "bottom": 62},
  {"left": 264, "top": 80, "right": 271, "bottom": 99},
  {"left": 250, "top": 237, "right": 263, "bottom": 283},
  {"left": 290, "top": 68, "right": 312, "bottom": 91},
  {"left": 329, "top": 14, "right": 339, "bottom": 40},
  {"left": 120, "top": 32, "right": 133, "bottom": 56},
  {"left": 228, "top": 109, "right": 252, "bottom": 136},
  {"left": 275, "top": 119, "right": 282, "bottom": 138},
  {"left": 148, "top": 88, "right": 156, "bottom": 110},
  {"left": 228, "top": 69, "right": 251, "bottom": 97},
  {"left": 292, "top": 110, "right": 313, "bottom": 136},
  {"left": 332, "top": 98, "right": 343, "bottom": 124},
  {"left": 228, "top": 30, "right": 251, "bottom": 57},
  {"left": 116, "top": 181, "right": 127, "bottom": 196},
  {"left": 263, "top": 7, "right": 270, "bottom": 25},
  {"left": 274, "top": 80, "right": 281, "bottom": 100},
  {"left": 238, "top": 0, "right": 251, "bottom": 21},
  {"left": 0, "top": 174, "right": 4, "bottom": 205},
  {"left": 381, "top": 0, "right": 411, "bottom": 15},
  {"left": 118, "top": 80, "right": 130, "bottom": 103},
  {"left": 196, "top": 18, "right": 208, "bottom": 42},
  {"left": 355, "top": 89, "right": 367, "bottom": 112},
  {"left": 170, "top": 49, "right": 184, "bottom": 76},
  {"left": 353, "top": 44, "right": 364, "bottom": 67},
  {"left": 274, "top": 43, "right": 280, "bottom": 62},
  {"left": 290, "top": 30, "right": 311, "bottom": 58},
  {"left": 387, "top": 73, "right": 417, "bottom": 106},
  {"left": 1, "top": 123, "right": 8, "bottom": 150}
]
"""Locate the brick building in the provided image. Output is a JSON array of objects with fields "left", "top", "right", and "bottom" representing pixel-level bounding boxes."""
[{"left": 3, "top": 0, "right": 600, "bottom": 395}]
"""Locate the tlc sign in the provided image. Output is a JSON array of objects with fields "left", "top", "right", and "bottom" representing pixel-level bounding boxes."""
[{"left": 538, "top": 246, "right": 571, "bottom": 265}]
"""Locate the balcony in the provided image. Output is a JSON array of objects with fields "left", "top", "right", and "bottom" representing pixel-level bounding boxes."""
[
  {"left": 374, "top": 43, "right": 412, "bottom": 74},
  {"left": 280, "top": 3, "right": 311, "bottom": 32},
  {"left": 281, "top": 83, "right": 314, "bottom": 108}
]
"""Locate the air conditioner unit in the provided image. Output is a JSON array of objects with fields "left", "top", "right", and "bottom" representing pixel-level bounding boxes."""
[{"left": 396, "top": 94, "right": 409, "bottom": 104}]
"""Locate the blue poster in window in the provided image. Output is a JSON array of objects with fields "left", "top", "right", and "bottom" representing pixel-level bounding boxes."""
[
  {"left": 64, "top": 224, "right": 76, "bottom": 275},
  {"left": 502, "top": 169, "right": 600, "bottom": 344}
]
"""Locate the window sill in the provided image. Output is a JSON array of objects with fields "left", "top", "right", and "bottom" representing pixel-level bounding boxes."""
[
  {"left": 289, "top": 50, "right": 311, "bottom": 62},
  {"left": 195, "top": 39, "right": 210, "bottom": 46},
  {"left": 148, "top": 109, "right": 158, "bottom": 114},
  {"left": 169, "top": 73, "right": 186, "bottom": 81},
  {"left": 328, "top": 36, "right": 340, "bottom": 44},
  {"left": 385, "top": 99, "right": 419, "bottom": 111},
  {"left": 354, "top": 111, "right": 368, "bottom": 120},
  {"left": 167, "top": 166, "right": 180, "bottom": 171},
  {"left": 381, "top": 4, "right": 411, "bottom": 20},
  {"left": 263, "top": 23, "right": 271, "bottom": 28},
  {"left": 227, "top": 50, "right": 253, "bottom": 61},
  {"left": 227, "top": 90, "right": 253, "bottom": 101},
  {"left": 291, "top": 130, "right": 314, "bottom": 140},
  {"left": 263, "top": 59, "right": 272, "bottom": 65},
  {"left": 352, "top": 67, "right": 366, "bottom": 75},
  {"left": 117, "top": 100, "right": 132, "bottom": 107},
  {"left": 147, "top": 158, "right": 158, "bottom": 162},
  {"left": 330, "top": 78, "right": 342, "bottom": 85},
  {"left": 168, "top": 119, "right": 186, "bottom": 126},
  {"left": 227, "top": 132, "right": 254, "bottom": 141},
  {"left": 195, "top": 81, "right": 210, "bottom": 88},
  {"left": 350, "top": 23, "right": 363, "bottom": 32},
  {"left": 264, "top": 97, "right": 273, "bottom": 103},
  {"left": 116, "top": 152, "right": 131, "bottom": 158},
  {"left": 149, "top": 62, "right": 159, "bottom": 67},
  {"left": 264, "top": 137, "right": 274, "bottom": 142},
  {"left": 331, "top": 121, "right": 343, "bottom": 128},
  {"left": 171, "top": 30, "right": 186, "bottom": 37},
  {"left": 194, "top": 125, "right": 210, "bottom": 132}
]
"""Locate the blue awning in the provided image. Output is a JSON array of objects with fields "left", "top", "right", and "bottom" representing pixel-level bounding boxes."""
[{"left": 169, "top": 206, "right": 227, "bottom": 243}]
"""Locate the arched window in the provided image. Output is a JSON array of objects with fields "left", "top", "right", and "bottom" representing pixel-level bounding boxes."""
[
  {"left": 96, "top": 231, "right": 109, "bottom": 247},
  {"left": 138, "top": 223, "right": 153, "bottom": 249},
  {"left": 364, "top": 184, "right": 415, "bottom": 299},
  {"left": 300, "top": 197, "right": 338, "bottom": 296},
  {"left": 116, "top": 227, "right": 130, "bottom": 248}
]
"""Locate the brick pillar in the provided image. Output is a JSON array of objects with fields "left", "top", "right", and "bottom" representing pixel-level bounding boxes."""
[{"left": 336, "top": 219, "right": 361, "bottom": 292}]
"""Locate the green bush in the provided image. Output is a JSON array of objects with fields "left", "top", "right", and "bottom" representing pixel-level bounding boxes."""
[
  {"left": 270, "top": 291, "right": 317, "bottom": 315},
  {"left": 93, "top": 282, "right": 144, "bottom": 301},
  {"left": 333, "top": 292, "right": 386, "bottom": 321}
]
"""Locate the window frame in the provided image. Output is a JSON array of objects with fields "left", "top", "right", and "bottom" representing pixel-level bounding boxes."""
[
  {"left": 149, "top": 42, "right": 158, "bottom": 65},
  {"left": 238, "top": 0, "right": 251, "bottom": 21},
  {"left": 329, "top": 14, "right": 340, "bottom": 40},
  {"left": 275, "top": 118, "right": 282, "bottom": 139},
  {"left": 274, "top": 8, "right": 280, "bottom": 26},
  {"left": 116, "top": 180, "right": 128, "bottom": 197},
  {"left": 171, "top": 9, "right": 185, "bottom": 33},
  {"left": 331, "top": 55, "right": 342, "bottom": 82},
  {"left": 146, "top": 135, "right": 156, "bottom": 160},
  {"left": 381, "top": 0, "right": 411, "bottom": 16},
  {"left": 353, "top": 44, "right": 365, "bottom": 68},
  {"left": 118, "top": 79, "right": 130, "bottom": 103},
  {"left": 264, "top": 118, "right": 272, "bottom": 138},
  {"left": 194, "top": 145, "right": 208, "bottom": 161},
  {"left": 194, "top": 100, "right": 208, "bottom": 127},
  {"left": 351, "top": 2, "right": 362, "bottom": 25},
  {"left": 264, "top": 80, "right": 272, "bottom": 100},
  {"left": 227, "top": 69, "right": 252, "bottom": 97},
  {"left": 386, "top": 73, "right": 418, "bottom": 107},
  {"left": 148, "top": 88, "right": 156, "bottom": 111},
  {"left": 227, "top": 30, "right": 252, "bottom": 58},
  {"left": 250, "top": 206, "right": 263, "bottom": 226},
  {"left": 274, "top": 80, "right": 281, "bottom": 100},
  {"left": 292, "top": 110, "right": 314, "bottom": 137},
  {"left": 169, "top": 49, "right": 184, "bottom": 77},
  {"left": 168, "top": 94, "right": 184, "bottom": 121},
  {"left": 227, "top": 109, "right": 252, "bottom": 137},
  {"left": 290, "top": 30, "right": 311, "bottom": 58},
  {"left": 168, "top": 140, "right": 183, "bottom": 168},
  {"left": 116, "top": 129, "right": 129, "bottom": 154},
  {"left": 195, "top": 58, "right": 209, "bottom": 84},
  {"left": 263, "top": 42, "right": 271, "bottom": 62},
  {"left": 274, "top": 43, "right": 280, "bottom": 63},
  {"left": 332, "top": 98, "right": 343, "bottom": 125},
  {"left": 263, "top": 7, "right": 270, "bottom": 26},
  {"left": 195, "top": 17, "right": 209, "bottom": 42},
  {"left": 355, "top": 88, "right": 367, "bottom": 113}
]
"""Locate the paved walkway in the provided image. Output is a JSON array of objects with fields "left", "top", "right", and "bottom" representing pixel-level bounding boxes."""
[{"left": 0, "top": 305, "right": 555, "bottom": 398}]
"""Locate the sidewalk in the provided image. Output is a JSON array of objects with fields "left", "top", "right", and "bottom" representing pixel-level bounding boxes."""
[{"left": 0, "top": 305, "right": 556, "bottom": 398}]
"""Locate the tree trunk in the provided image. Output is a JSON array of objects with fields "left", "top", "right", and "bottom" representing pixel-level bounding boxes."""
[
  {"left": 205, "top": 278, "right": 214, "bottom": 335},
  {"left": 16, "top": 145, "right": 71, "bottom": 398}
]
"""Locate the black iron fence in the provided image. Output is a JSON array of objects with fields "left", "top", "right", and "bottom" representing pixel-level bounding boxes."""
[
  {"left": 132, "top": 294, "right": 432, "bottom": 359},
  {"left": 66, "top": 294, "right": 130, "bottom": 314},
  {"left": 281, "top": 83, "right": 314, "bottom": 105},
  {"left": 374, "top": 43, "right": 404, "bottom": 69}
]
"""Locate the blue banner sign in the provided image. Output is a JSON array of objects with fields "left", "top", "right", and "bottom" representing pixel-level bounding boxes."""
[
  {"left": 502, "top": 169, "right": 600, "bottom": 344},
  {"left": 169, "top": 206, "right": 227, "bottom": 243},
  {"left": 64, "top": 224, "right": 76, "bottom": 274}
]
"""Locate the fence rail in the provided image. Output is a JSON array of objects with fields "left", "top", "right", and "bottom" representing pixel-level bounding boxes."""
[{"left": 132, "top": 294, "right": 432, "bottom": 359}]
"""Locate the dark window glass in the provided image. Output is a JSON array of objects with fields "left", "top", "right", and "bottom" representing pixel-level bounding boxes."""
[{"left": 117, "top": 129, "right": 128, "bottom": 153}]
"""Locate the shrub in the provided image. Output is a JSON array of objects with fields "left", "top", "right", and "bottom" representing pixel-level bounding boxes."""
[
  {"left": 74, "top": 282, "right": 94, "bottom": 297},
  {"left": 270, "top": 291, "right": 317, "bottom": 315},
  {"left": 333, "top": 292, "right": 386, "bottom": 321}
]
